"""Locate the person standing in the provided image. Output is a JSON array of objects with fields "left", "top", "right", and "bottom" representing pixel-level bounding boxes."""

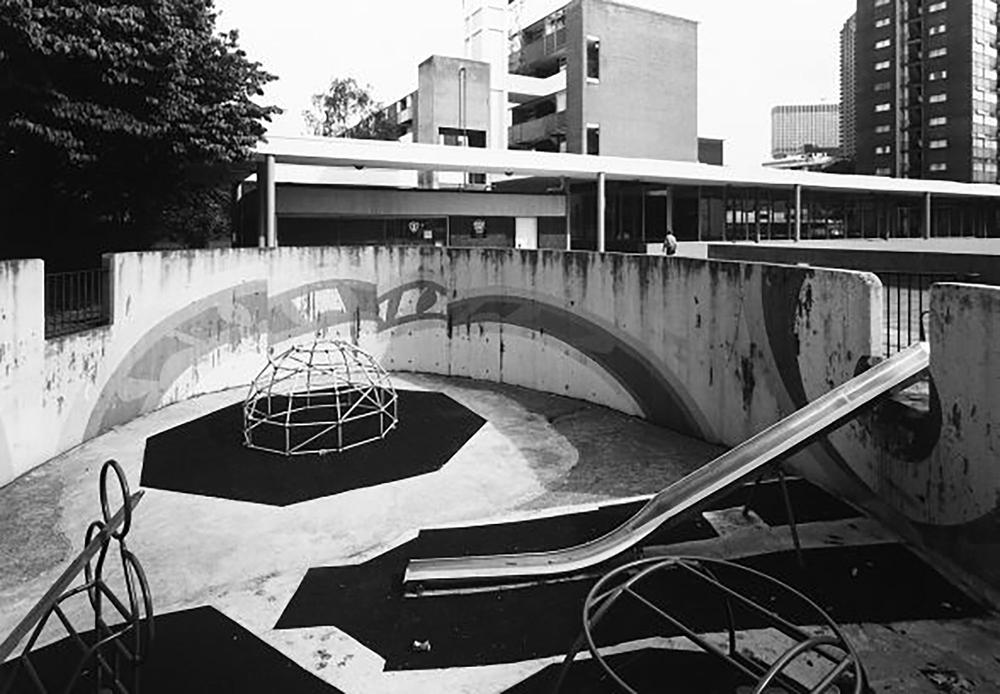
[{"left": 663, "top": 229, "right": 678, "bottom": 256}]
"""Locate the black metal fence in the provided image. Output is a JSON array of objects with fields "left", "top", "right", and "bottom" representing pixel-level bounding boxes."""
[
  {"left": 876, "top": 271, "right": 979, "bottom": 356},
  {"left": 44, "top": 268, "right": 111, "bottom": 339}
]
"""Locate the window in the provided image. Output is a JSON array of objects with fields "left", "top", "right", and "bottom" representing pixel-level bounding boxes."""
[
  {"left": 586, "top": 37, "right": 600, "bottom": 81},
  {"left": 929, "top": 138, "right": 948, "bottom": 149},
  {"left": 586, "top": 124, "right": 600, "bottom": 155},
  {"left": 929, "top": 70, "right": 948, "bottom": 80},
  {"left": 875, "top": 124, "right": 892, "bottom": 133},
  {"left": 928, "top": 47, "right": 948, "bottom": 58},
  {"left": 874, "top": 81, "right": 892, "bottom": 91},
  {"left": 875, "top": 167, "right": 892, "bottom": 176},
  {"left": 928, "top": 92, "right": 948, "bottom": 103},
  {"left": 875, "top": 17, "right": 891, "bottom": 28},
  {"left": 929, "top": 24, "right": 947, "bottom": 35},
  {"left": 874, "top": 0, "right": 890, "bottom": 6},
  {"left": 875, "top": 38, "right": 892, "bottom": 49},
  {"left": 875, "top": 60, "right": 891, "bottom": 70},
  {"left": 929, "top": 162, "right": 948, "bottom": 172},
  {"left": 875, "top": 102, "right": 891, "bottom": 112},
  {"left": 438, "top": 128, "right": 487, "bottom": 148},
  {"left": 928, "top": 1, "right": 947, "bottom": 11},
  {"left": 875, "top": 144, "right": 892, "bottom": 154},
  {"left": 929, "top": 116, "right": 948, "bottom": 126}
]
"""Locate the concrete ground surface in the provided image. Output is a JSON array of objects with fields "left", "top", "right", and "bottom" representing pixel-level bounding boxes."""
[{"left": 1, "top": 374, "right": 998, "bottom": 693}]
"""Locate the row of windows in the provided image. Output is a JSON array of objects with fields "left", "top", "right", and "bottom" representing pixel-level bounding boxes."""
[
  {"left": 873, "top": 94, "right": 947, "bottom": 111},
  {"left": 869, "top": 117, "right": 949, "bottom": 130}
]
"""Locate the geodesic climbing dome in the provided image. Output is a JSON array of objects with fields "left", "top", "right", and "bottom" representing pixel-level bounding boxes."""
[{"left": 243, "top": 339, "right": 398, "bottom": 455}]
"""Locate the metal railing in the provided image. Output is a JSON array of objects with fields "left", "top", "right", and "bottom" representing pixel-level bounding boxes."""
[
  {"left": 44, "top": 268, "right": 111, "bottom": 339},
  {"left": 0, "top": 460, "right": 151, "bottom": 694},
  {"left": 876, "top": 271, "right": 979, "bottom": 355}
]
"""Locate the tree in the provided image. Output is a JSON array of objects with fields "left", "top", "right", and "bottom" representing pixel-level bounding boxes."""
[
  {"left": 303, "top": 77, "right": 399, "bottom": 140},
  {"left": 0, "top": 0, "right": 280, "bottom": 265}
]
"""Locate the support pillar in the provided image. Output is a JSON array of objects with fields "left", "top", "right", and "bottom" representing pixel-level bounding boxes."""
[
  {"left": 597, "top": 172, "right": 606, "bottom": 253},
  {"left": 794, "top": 184, "right": 802, "bottom": 242},
  {"left": 565, "top": 178, "right": 572, "bottom": 251},
  {"left": 923, "top": 192, "right": 932, "bottom": 240},
  {"left": 665, "top": 186, "right": 674, "bottom": 233},
  {"left": 258, "top": 155, "right": 276, "bottom": 248}
]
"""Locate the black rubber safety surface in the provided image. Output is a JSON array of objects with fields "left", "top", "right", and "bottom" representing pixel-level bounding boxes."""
[
  {"left": 141, "top": 390, "right": 485, "bottom": 505},
  {"left": 0, "top": 606, "right": 342, "bottom": 694},
  {"left": 275, "top": 480, "right": 982, "bottom": 672},
  {"left": 503, "top": 648, "right": 752, "bottom": 694}
]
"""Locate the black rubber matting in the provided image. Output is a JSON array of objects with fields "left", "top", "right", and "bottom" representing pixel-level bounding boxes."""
[
  {"left": 141, "top": 390, "right": 485, "bottom": 506},
  {"left": 503, "top": 648, "right": 752, "bottom": 694},
  {"left": 0, "top": 606, "right": 342, "bottom": 693},
  {"left": 275, "top": 484, "right": 982, "bottom": 671}
]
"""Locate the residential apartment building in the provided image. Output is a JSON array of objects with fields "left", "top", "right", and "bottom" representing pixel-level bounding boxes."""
[
  {"left": 840, "top": 13, "right": 857, "bottom": 160},
  {"left": 360, "top": 0, "right": 710, "bottom": 173},
  {"left": 507, "top": 0, "right": 698, "bottom": 160},
  {"left": 771, "top": 103, "right": 841, "bottom": 158},
  {"left": 855, "top": 0, "right": 999, "bottom": 182}
]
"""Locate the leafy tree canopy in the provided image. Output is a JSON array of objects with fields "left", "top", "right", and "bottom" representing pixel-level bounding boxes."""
[
  {"left": 303, "top": 77, "right": 399, "bottom": 140},
  {"left": 0, "top": 0, "right": 280, "bottom": 264}
]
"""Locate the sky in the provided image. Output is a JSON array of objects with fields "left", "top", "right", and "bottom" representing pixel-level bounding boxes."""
[{"left": 214, "top": 0, "right": 856, "bottom": 167}]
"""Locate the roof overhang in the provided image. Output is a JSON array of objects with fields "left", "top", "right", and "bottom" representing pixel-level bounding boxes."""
[{"left": 254, "top": 136, "right": 1000, "bottom": 199}]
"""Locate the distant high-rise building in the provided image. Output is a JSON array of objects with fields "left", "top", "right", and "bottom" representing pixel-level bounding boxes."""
[
  {"left": 840, "top": 13, "right": 857, "bottom": 160},
  {"left": 855, "top": 0, "right": 998, "bottom": 182},
  {"left": 771, "top": 103, "right": 841, "bottom": 158}
]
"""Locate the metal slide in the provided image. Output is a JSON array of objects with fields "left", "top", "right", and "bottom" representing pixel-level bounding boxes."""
[{"left": 404, "top": 342, "right": 930, "bottom": 588}]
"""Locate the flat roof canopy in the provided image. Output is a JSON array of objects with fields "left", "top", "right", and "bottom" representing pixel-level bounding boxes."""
[{"left": 255, "top": 136, "right": 1000, "bottom": 200}]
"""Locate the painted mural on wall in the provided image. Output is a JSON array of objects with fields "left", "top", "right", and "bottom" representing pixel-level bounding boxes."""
[{"left": 83, "top": 283, "right": 268, "bottom": 440}]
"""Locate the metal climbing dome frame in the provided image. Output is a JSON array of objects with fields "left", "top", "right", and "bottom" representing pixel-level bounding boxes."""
[{"left": 243, "top": 339, "right": 398, "bottom": 456}]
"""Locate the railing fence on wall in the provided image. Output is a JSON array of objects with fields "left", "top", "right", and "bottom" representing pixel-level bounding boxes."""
[
  {"left": 875, "top": 271, "right": 979, "bottom": 355},
  {"left": 44, "top": 268, "right": 111, "bottom": 339}
]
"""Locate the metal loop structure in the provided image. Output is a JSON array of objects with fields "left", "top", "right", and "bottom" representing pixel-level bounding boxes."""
[
  {"left": 243, "top": 338, "right": 398, "bottom": 456},
  {"left": 554, "top": 556, "right": 867, "bottom": 694},
  {"left": 0, "top": 459, "right": 151, "bottom": 694}
]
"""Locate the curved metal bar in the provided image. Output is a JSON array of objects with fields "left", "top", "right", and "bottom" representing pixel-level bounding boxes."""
[
  {"left": 563, "top": 556, "right": 867, "bottom": 694},
  {"left": 405, "top": 343, "right": 929, "bottom": 587},
  {"left": 0, "top": 460, "right": 151, "bottom": 694},
  {"left": 751, "top": 635, "right": 852, "bottom": 694}
]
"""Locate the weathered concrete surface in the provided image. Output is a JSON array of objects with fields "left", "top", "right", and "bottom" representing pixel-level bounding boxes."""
[
  {"left": 1, "top": 377, "right": 997, "bottom": 693},
  {"left": 0, "top": 260, "right": 45, "bottom": 484},
  {"left": 916, "top": 284, "right": 1000, "bottom": 590}
]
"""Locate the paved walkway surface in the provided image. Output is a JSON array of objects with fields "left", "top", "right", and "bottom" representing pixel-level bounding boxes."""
[{"left": 1, "top": 374, "right": 998, "bottom": 693}]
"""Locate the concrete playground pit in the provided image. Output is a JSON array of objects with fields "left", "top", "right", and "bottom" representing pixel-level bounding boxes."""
[{"left": 1, "top": 372, "right": 999, "bottom": 693}]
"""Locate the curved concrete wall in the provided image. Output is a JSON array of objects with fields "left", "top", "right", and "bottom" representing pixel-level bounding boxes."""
[{"left": 0, "top": 247, "right": 996, "bottom": 596}]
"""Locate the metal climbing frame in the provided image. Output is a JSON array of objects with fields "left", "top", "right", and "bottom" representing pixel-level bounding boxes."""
[
  {"left": 554, "top": 556, "right": 866, "bottom": 694},
  {"left": 0, "top": 460, "right": 152, "bottom": 694},
  {"left": 243, "top": 338, "right": 398, "bottom": 455}
]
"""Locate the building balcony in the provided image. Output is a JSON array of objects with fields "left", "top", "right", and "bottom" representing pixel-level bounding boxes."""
[
  {"left": 506, "top": 71, "right": 566, "bottom": 104},
  {"left": 508, "top": 111, "right": 567, "bottom": 148},
  {"left": 509, "top": 28, "right": 567, "bottom": 76}
]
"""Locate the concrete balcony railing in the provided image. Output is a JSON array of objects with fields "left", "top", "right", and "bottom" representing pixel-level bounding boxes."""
[
  {"left": 509, "top": 111, "right": 567, "bottom": 147},
  {"left": 509, "top": 28, "right": 567, "bottom": 73},
  {"left": 506, "top": 71, "right": 566, "bottom": 103}
]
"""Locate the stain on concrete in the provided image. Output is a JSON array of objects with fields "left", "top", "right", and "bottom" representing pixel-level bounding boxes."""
[{"left": 0, "top": 464, "right": 71, "bottom": 593}]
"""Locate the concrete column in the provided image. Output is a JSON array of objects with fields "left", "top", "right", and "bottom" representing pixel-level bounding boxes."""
[
  {"left": 258, "top": 155, "right": 276, "bottom": 248},
  {"left": 794, "top": 184, "right": 802, "bottom": 242},
  {"left": 924, "top": 192, "right": 932, "bottom": 240},
  {"left": 665, "top": 186, "right": 674, "bottom": 232},
  {"left": 597, "top": 172, "right": 606, "bottom": 253},
  {"left": 565, "top": 179, "right": 572, "bottom": 251}
]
